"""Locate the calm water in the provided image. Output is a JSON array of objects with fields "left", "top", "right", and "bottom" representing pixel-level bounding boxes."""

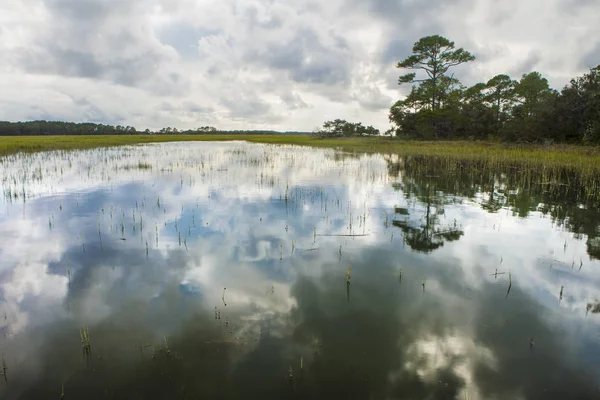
[{"left": 1, "top": 142, "right": 599, "bottom": 399}]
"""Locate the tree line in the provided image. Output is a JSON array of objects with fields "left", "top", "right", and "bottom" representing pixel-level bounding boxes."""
[
  {"left": 388, "top": 35, "right": 600, "bottom": 143},
  {"left": 0, "top": 121, "right": 310, "bottom": 136},
  {"left": 0, "top": 121, "right": 143, "bottom": 136},
  {"left": 314, "top": 119, "right": 381, "bottom": 137}
]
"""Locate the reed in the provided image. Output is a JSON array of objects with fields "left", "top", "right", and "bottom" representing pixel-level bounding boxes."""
[
  {"left": 80, "top": 326, "right": 91, "bottom": 364},
  {"left": 0, "top": 353, "right": 6, "bottom": 383},
  {"left": 346, "top": 262, "right": 351, "bottom": 284},
  {"left": 505, "top": 271, "right": 512, "bottom": 299}
]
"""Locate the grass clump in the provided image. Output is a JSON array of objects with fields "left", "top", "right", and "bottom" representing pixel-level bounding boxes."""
[{"left": 80, "top": 326, "right": 91, "bottom": 364}]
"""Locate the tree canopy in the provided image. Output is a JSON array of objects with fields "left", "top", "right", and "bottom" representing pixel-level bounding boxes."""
[
  {"left": 397, "top": 35, "right": 475, "bottom": 113},
  {"left": 315, "top": 119, "right": 380, "bottom": 138},
  {"left": 390, "top": 35, "right": 600, "bottom": 144}
]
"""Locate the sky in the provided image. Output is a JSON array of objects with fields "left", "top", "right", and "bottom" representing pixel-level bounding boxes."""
[{"left": 1, "top": 0, "right": 599, "bottom": 132}]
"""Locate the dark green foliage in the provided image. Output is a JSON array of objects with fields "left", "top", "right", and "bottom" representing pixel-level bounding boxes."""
[
  {"left": 0, "top": 121, "right": 310, "bottom": 137},
  {"left": 544, "top": 66, "right": 600, "bottom": 143},
  {"left": 396, "top": 35, "right": 476, "bottom": 113},
  {"left": 484, "top": 74, "right": 517, "bottom": 131},
  {"left": 315, "top": 119, "right": 380, "bottom": 137},
  {"left": 391, "top": 36, "right": 600, "bottom": 144},
  {"left": 0, "top": 121, "right": 138, "bottom": 136}
]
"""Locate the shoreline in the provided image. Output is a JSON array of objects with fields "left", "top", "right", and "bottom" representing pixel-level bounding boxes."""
[{"left": 1, "top": 134, "right": 599, "bottom": 174}]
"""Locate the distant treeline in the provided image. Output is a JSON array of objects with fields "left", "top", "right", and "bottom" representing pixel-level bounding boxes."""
[
  {"left": 0, "top": 121, "right": 139, "bottom": 136},
  {"left": 389, "top": 35, "right": 600, "bottom": 144},
  {"left": 0, "top": 121, "right": 310, "bottom": 136}
]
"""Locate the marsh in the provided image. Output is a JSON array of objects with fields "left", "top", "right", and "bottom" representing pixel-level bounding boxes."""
[{"left": 1, "top": 141, "right": 599, "bottom": 399}]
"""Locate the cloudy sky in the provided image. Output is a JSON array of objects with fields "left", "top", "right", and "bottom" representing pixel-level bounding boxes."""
[{"left": 1, "top": 0, "right": 599, "bottom": 132}]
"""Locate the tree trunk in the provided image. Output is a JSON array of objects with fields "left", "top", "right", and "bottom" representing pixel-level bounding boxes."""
[
  {"left": 432, "top": 75, "right": 437, "bottom": 112},
  {"left": 497, "top": 96, "right": 501, "bottom": 123}
]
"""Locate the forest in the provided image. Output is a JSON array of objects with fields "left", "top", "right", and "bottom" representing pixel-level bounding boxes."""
[
  {"left": 388, "top": 35, "right": 600, "bottom": 143},
  {"left": 0, "top": 121, "right": 304, "bottom": 136}
]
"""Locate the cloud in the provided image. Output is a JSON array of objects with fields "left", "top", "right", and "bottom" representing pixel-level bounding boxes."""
[
  {"left": 69, "top": 96, "right": 122, "bottom": 123},
  {"left": 581, "top": 41, "right": 600, "bottom": 70},
  {"left": 508, "top": 50, "right": 542, "bottom": 78},
  {"left": 0, "top": 0, "right": 599, "bottom": 130},
  {"left": 220, "top": 94, "right": 273, "bottom": 120},
  {"left": 247, "top": 28, "right": 352, "bottom": 86},
  {"left": 381, "top": 39, "right": 413, "bottom": 66},
  {"left": 351, "top": 83, "right": 393, "bottom": 111},
  {"left": 182, "top": 101, "right": 214, "bottom": 114},
  {"left": 157, "top": 23, "right": 220, "bottom": 61},
  {"left": 279, "top": 91, "right": 311, "bottom": 110}
]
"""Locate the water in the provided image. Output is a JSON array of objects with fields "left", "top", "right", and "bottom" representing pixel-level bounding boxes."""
[{"left": 1, "top": 141, "right": 599, "bottom": 399}]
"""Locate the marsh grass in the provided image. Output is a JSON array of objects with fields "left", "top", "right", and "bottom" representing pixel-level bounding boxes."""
[
  {"left": 346, "top": 262, "right": 351, "bottom": 284},
  {"left": 80, "top": 326, "right": 91, "bottom": 365},
  {"left": 1, "top": 353, "right": 7, "bottom": 383},
  {"left": 163, "top": 336, "right": 171, "bottom": 358},
  {"left": 506, "top": 271, "right": 512, "bottom": 299},
  {"left": 148, "top": 336, "right": 180, "bottom": 361},
  {"left": 136, "top": 161, "right": 152, "bottom": 170},
  {"left": 560, "top": 285, "right": 565, "bottom": 303},
  {"left": 1, "top": 135, "right": 599, "bottom": 176},
  {"left": 491, "top": 269, "right": 506, "bottom": 279}
]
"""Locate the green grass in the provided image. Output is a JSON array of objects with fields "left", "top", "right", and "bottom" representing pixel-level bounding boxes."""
[{"left": 1, "top": 134, "right": 599, "bottom": 174}]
